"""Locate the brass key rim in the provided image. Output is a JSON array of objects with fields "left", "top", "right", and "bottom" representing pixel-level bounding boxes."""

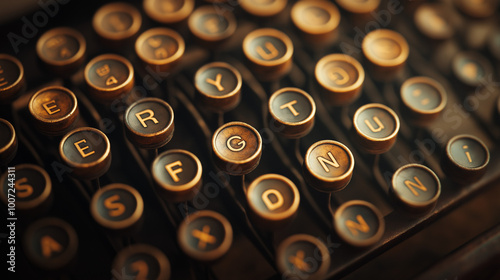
[
  {"left": 291, "top": 0, "right": 341, "bottom": 35},
  {"left": 446, "top": 134, "right": 490, "bottom": 171},
  {"left": 194, "top": 62, "right": 242, "bottom": 100},
  {"left": 144, "top": 0, "right": 194, "bottom": 24},
  {"left": 304, "top": 140, "right": 355, "bottom": 185},
  {"left": 29, "top": 86, "right": 79, "bottom": 125},
  {"left": 188, "top": 5, "right": 237, "bottom": 42},
  {"left": 391, "top": 163, "right": 441, "bottom": 208},
  {"left": 212, "top": 121, "right": 263, "bottom": 165},
  {"left": 0, "top": 164, "right": 52, "bottom": 210},
  {"left": 151, "top": 149, "right": 203, "bottom": 192},
  {"left": 59, "top": 127, "right": 111, "bottom": 170},
  {"left": 315, "top": 54, "right": 365, "bottom": 94},
  {"left": 362, "top": 29, "right": 409, "bottom": 68},
  {"left": 334, "top": 200, "right": 385, "bottom": 247},
  {"left": 269, "top": 87, "right": 316, "bottom": 127},
  {"left": 135, "top": 27, "right": 185, "bottom": 67},
  {"left": 0, "top": 118, "right": 16, "bottom": 154},
  {"left": 112, "top": 244, "right": 171, "bottom": 280},
  {"left": 36, "top": 27, "right": 86, "bottom": 67},
  {"left": 336, "top": 0, "right": 380, "bottom": 14},
  {"left": 246, "top": 174, "right": 300, "bottom": 222},
  {"left": 400, "top": 76, "right": 447, "bottom": 116},
  {"left": 125, "top": 97, "right": 175, "bottom": 139},
  {"left": 90, "top": 183, "right": 144, "bottom": 230},
  {"left": 0, "top": 54, "right": 24, "bottom": 94},
  {"left": 84, "top": 54, "right": 134, "bottom": 93},
  {"left": 243, "top": 28, "right": 294, "bottom": 67},
  {"left": 239, "top": 0, "right": 288, "bottom": 17},
  {"left": 93, "top": 2, "right": 142, "bottom": 41},
  {"left": 353, "top": 103, "right": 400, "bottom": 142}
]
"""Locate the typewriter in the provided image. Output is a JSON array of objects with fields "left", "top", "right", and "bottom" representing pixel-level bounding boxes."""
[{"left": 1, "top": 0, "right": 499, "bottom": 279}]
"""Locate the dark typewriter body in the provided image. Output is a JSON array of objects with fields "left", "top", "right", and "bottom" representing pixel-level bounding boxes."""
[{"left": 1, "top": 0, "right": 500, "bottom": 279}]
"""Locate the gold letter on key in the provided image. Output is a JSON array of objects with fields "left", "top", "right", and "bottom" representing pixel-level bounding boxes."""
[
  {"left": 206, "top": 73, "right": 224, "bottom": 92},
  {"left": 165, "top": 160, "right": 183, "bottom": 182},
  {"left": 42, "top": 100, "right": 61, "bottom": 115},
  {"left": 317, "top": 151, "right": 340, "bottom": 173},
  {"left": 262, "top": 189, "right": 284, "bottom": 211},
  {"left": 364, "top": 116, "right": 385, "bottom": 133},
  {"left": 135, "top": 109, "right": 159, "bottom": 128},
  {"left": 74, "top": 139, "right": 95, "bottom": 158},
  {"left": 404, "top": 176, "right": 427, "bottom": 196},
  {"left": 345, "top": 215, "right": 370, "bottom": 236},
  {"left": 104, "top": 194, "right": 126, "bottom": 217},
  {"left": 279, "top": 100, "right": 299, "bottom": 116},
  {"left": 256, "top": 42, "right": 279, "bottom": 60}
]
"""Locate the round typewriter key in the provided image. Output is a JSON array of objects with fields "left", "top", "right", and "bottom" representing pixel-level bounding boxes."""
[
  {"left": 455, "top": 0, "right": 498, "bottom": 18},
  {"left": 59, "top": 127, "right": 111, "bottom": 180},
  {"left": 90, "top": 184, "right": 144, "bottom": 231},
  {"left": 276, "top": 234, "right": 330, "bottom": 280},
  {"left": 414, "top": 4, "right": 455, "bottom": 40},
  {"left": 29, "top": 86, "right": 79, "bottom": 136},
  {"left": 239, "top": 0, "right": 287, "bottom": 17},
  {"left": 362, "top": 29, "right": 409, "bottom": 78},
  {"left": 336, "top": 0, "right": 380, "bottom": 15},
  {"left": 113, "top": 244, "right": 171, "bottom": 280},
  {"left": 315, "top": 54, "right": 365, "bottom": 106},
  {"left": 0, "top": 118, "right": 17, "bottom": 165},
  {"left": 452, "top": 52, "right": 492, "bottom": 87},
  {"left": 178, "top": 210, "right": 233, "bottom": 262},
  {"left": 24, "top": 217, "right": 78, "bottom": 270},
  {"left": 0, "top": 54, "right": 25, "bottom": 103},
  {"left": 442, "top": 135, "right": 489, "bottom": 184},
  {"left": 194, "top": 62, "right": 242, "bottom": 112},
  {"left": 400, "top": 76, "right": 447, "bottom": 123},
  {"left": 291, "top": 0, "right": 341, "bottom": 42},
  {"left": 36, "top": 27, "right": 86, "bottom": 76},
  {"left": 353, "top": 103, "right": 400, "bottom": 154},
  {"left": 188, "top": 6, "right": 237, "bottom": 44},
  {"left": 144, "top": 0, "right": 194, "bottom": 24},
  {"left": 246, "top": 174, "right": 300, "bottom": 229},
  {"left": 269, "top": 87, "right": 316, "bottom": 138},
  {"left": 212, "top": 121, "right": 262, "bottom": 175},
  {"left": 135, "top": 27, "right": 185, "bottom": 73},
  {"left": 243, "top": 28, "right": 294, "bottom": 81},
  {"left": 93, "top": 2, "right": 142, "bottom": 45},
  {"left": 391, "top": 164, "right": 441, "bottom": 212},
  {"left": 125, "top": 97, "right": 174, "bottom": 149},
  {"left": 151, "top": 149, "right": 202, "bottom": 202},
  {"left": 1, "top": 164, "right": 52, "bottom": 213},
  {"left": 84, "top": 54, "right": 134, "bottom": 104},
  {"left": 334, "top": 200, "right": 384, "bottom": 247},
  {"left": 303, "top": 140, "right": 354, "bottom": 192}
]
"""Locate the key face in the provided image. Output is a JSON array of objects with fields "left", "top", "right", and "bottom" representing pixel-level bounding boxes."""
[
  {"left": 135, "top": 27, "right": 185, "bottom": 72},
  {"left": 362, "top": 29, "right": 409, "bottom": 78},
  {"left": 400, "top": 76, "right": 447, "bottom": 123},
  {"left": 291, "top": 0, "right": 340, "bottom": 42},
  {"left": 239, "top": 0, "right": 287, "bottom": 17},
  {"left": 414, "top": 4, "right": 455, "bottom": 40},
  {"left": 443, "top": 134, "right": 490, "bottom": 183},
  {"left": 0, "top": 118, "right": 17, "bottom": 165},
  {"left": 36, "top": 27, "right": 86, "bottom": 75},
  {"left": 246, "top": 174, "right": 300, "bottom": 228},
  {"left": 276, "top": 234, "right": 330, "bottom": 280},
  {"left": 144, "top": 0, "right": 194, "bottom": 24},
  {"left": 194, "top": 62, "right": 242, "bottom": 112},
  {"left": 391, "top": 164, "right": 441, "bottom": 212},
  {"left": 24, "top": 218, "right": 78, "bottom": 270},
  {"left": 84, "top": 54, "right": 134, "bottom": 103},
  {"left": 452, "top": 52, "right": 492, "bottom": 87},
  {"left": 334, "top": 200, "right": 385, "bottom": 247},
  {"left": 0, "top": 54, "right": 25, "bottom": 103},
  {"left": 93, "top": 2, "right": 142, "bottom": 43},
  {"left": 91, "top": 183, "right": 144, "bottom": 231},
  {"left": 112, "top": 244, "right": 171, "bottom": 280},
  {"left": 59, "top": 127, "right": 111, "bottom": 180},
  {"left": 125, "top": 97, "right": 174, "bottom": 149},
  {"left": 151, "top": 149, "right": 202, "bottom": 202},
  {"left": 178, "top": 210, "right": 233, "bottom": 262},
  {"left": 188, "top": 6, "right": 237, "bottom": 43},
  {"left": 336, "top": 0, "right": 380, "bottom": 14},
  {"left": 303, "top": 140, "right": 354, "bottom": 192},
  {"left": 212, "top": 121, "right": 262, "bottom": 175},
  {"left": 29, "top": 86, "right": 79, "bottom": 136}
]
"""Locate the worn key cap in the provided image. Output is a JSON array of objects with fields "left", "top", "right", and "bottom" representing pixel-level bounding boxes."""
[
  {"left": 243, "top": 28, "right": 294, "bottom": 81},
  {"left": 400, "top": 76, "right": 447, "bottom": 124},
  {"left": 1, "top": 164, "right": 52, "bottom": 214},
  {"left": 84, "top": 54, "right": 134, "bottom": 104},
  {"left": 194, "top": 62, "right": 242, "bottom": 112},
  {"left": 353, "top": 103, "right": 400, "bottom": 154},
  {"left": 29, "top": 86, "right": 79, "bottom": 136},
  {"left": 303, "top": 140, "right": 355, "bottom": 192},
  {"left": 0, "top": 54, "right": 25, "bottom": 103},
  {"left": 178, "top": 210, "right": 233, "bottom": 262},
  {"left": 0, "top": 118, "right": 17, "bottom": 165},
  {"left": 246, "top": 174, "right": 300, "bottom": 229},
  {"left": 59, "top": 127, "right": 112, "bottom": 180},
  {"left": 143, "top": 0, "right": 194, "bottom": 24},
  {"left": 36, "top": 27, "right": 86, "bottom": 76},
  {"left": 442, "top": 134, "right": 489, "bottom": 184},
  {"left": 391, "top": 164, "right": 441, "bottom": 213},
  {"left": 90, "top": 183, "right": 144, "bottom": 232},
  {"left": 135, "top": 27, "right": 185, "bottom": 73},
  {"left": 240, "top": 0, "right": 287, "bottom": 17},
  {"left": 151, "top": 149, "right": 202, "bottom": 202},
  {"left": 276, "top": 234, "right": 330, "bottom": 280},
  {"left": 334, "top": 200, "right": 385, "bottom": 247},
  {"left": 112, "top": 244, "right": 171, "bottom": 280},
  {"left": 124, "top": 97, "right": 175, "bottom": 149},
  {"left": 291, "top": 0, "right": 341, "bottom": 43},
  {"left": 24, "top": 217, "right": 78, "bottom": 270},
  {"left": 188, "top": 5, "right": 237, "bottom": 45},
  {"left": 414, "top": 3, "right": 456, "bottom": 41},
  {"left": 269, "top": 87, "right": 316, "bottom": 138},
  {"left": 452, "top": 51, "right": 492, "bottom": 88},
  {"left": 212, "top": 121, "right": 262, "bottom": 175},
  {"left": 93, "top": 2, "right": 142, "bottom": 46}
]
